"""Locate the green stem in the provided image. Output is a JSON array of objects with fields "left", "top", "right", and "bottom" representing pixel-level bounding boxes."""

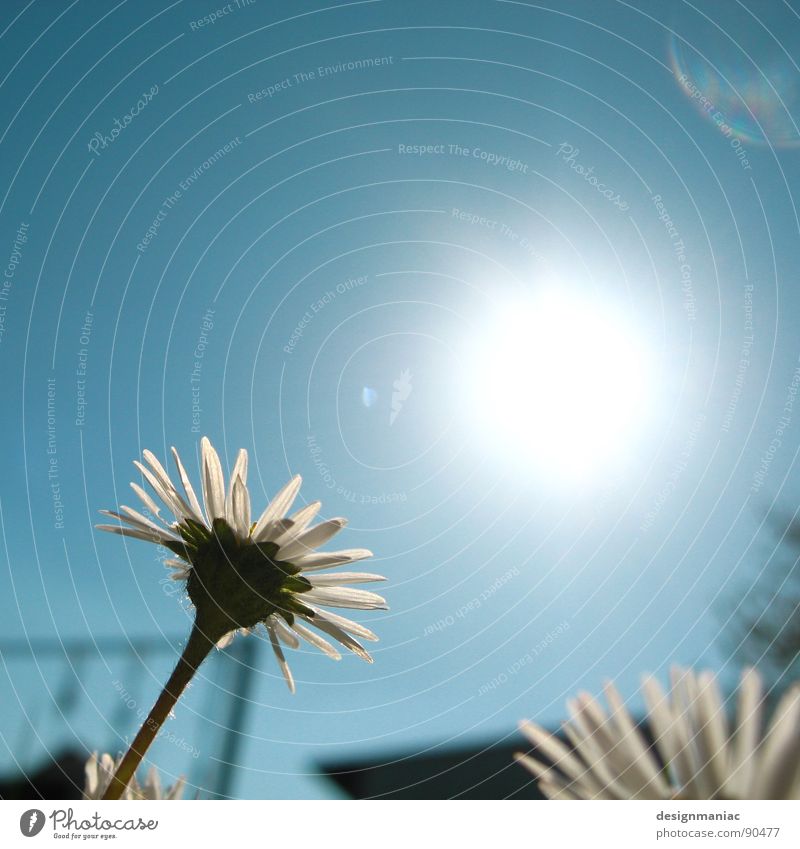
[{"left": 102, "top": 621, "right": 215, "bottom": 800}]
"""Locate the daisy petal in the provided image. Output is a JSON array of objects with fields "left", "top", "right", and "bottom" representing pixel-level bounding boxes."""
[
  {"left": 291, "top": 621, "right": 341, "bottom": 660},
  {"left": 267, "top": 623, "right": 295, "bottom": 693},
  {"left": 295, "top": 549, "right": 373, "bottom": 571},
  {"left": 302, "top": 614, "right": 372, "bottom": 662},
  {"left": 142, "top": 449, "right": 197, "bottom": 522},
  {"left": 231, "top": 448, "right": 248, "bottom": 486},
  {"left": 231, "top": 477, "right": 251, "bottom": 539},
  {"left": 603, "top": 681, "right": 672, "bottom": 798},
  {"left": 133, "top": 461, "right": 186, "bottom": 520},
  {"left": 271, "top": 502, "right": 322, "bottom": 546},
  {"left": 289, "top": 500, "right": 322, "bottom": 527},
  {"left": 253, "top": 518, "right": 294, "bottom": 544},
  {"left": 730, "top": 668, "right": 763, "bottom": 798},
  {"left": 757, "top": 685, "right": 800, "bottom": 799},
  {"left": 216, "top": 632, "right": 236, "bottom": 649},
  {"left": 307, "top": 606, "right": 379, "bottom": 641},
  {"left": 171, "top": 446, "right": 205, "bottom": 522},
  {"left": 694, "top": 671, "right": 730, "bottom": 797},
  {"left": 252, "top": 476, "right": 302, "bottom": 538},
  {"left": 514, "top": 751, "right": 551, "bottom": 781},
  {"left": 519, "top": 720, "right": 609, "bottom": 797},
  {"left": 226, "top": 449, "right": 248, "bottom": 526},
  {"left": 271, "top": 617, "right": 301, "bottom": 649},
  {"left": 303, "top": 586, "right": 387, "bottom": 610},
  {"left": 165, "top": 776, "right": 186, "bottom": 800},
  {"left": 163, "top": 559, "right": 190, "bottom": 580},
  {"left": 277, "top": 519, "right": 348, "bottom": 561},
  {"left": 538, "top": 778, "right": 585, "bottom": 800},
  {"left": 642, "top": 674, "right": 691, "bottom": 790},
  {"left": 306, "top": 572, "right": 386, "bottom": 586},
  {"left": 130, "top": 482, "right": 163, "bottom": 521},
  {"left": 84, "top": 752, "right": 101, "bottom": 797},
  {"left": 201, "top": 436, "right": 226, "bottom": 521},
  {"left": 96, "top": 522, "right": 173, "bottom": 545},
  {"left": 116, "top": 506, "right": 179, "bottom": 540}
]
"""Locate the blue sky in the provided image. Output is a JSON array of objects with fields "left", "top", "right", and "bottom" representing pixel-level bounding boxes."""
[{"left": 1, "top": 0, "right": 800, "bottom": 799}]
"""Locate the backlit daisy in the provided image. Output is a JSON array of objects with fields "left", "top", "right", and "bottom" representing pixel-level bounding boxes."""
[
  {"left": 517, "top": 666, "right": 800, "bottom": 799},
  {"left": 84, "top": 752, "right": 185, "bottom": 800},
  {"left": 98, "top": 436, "right": 386, "bottom": 692},
  {"left": 96, "top": 436, "right": 387, "bottom": 800}
]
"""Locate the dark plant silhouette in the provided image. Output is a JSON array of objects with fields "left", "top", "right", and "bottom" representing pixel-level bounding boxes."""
[{"left": 726, "top": 511, "right": 800, "bottom": 695}]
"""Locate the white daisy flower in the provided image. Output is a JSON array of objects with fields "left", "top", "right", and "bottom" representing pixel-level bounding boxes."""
[
  {"left": 97, "top": 436, "right": 387, "bottom": 692},
  {"left": 84, "top": 752, "right": 185, "bottom": 800},
  {"left": 516, "top": 666, "right": 800, "bottom": 799}
]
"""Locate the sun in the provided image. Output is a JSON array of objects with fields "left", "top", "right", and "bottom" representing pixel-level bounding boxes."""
[{"left": 468, "top": 289, "right": 652, "bottom": 481}]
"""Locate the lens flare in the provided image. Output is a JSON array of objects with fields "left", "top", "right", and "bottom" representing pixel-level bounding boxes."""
[{"left": 669, "top": 33, "right": 800, "bottom": 149}]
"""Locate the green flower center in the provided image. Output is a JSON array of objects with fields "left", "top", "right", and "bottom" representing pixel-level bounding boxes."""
[{"left": 167, "top": 518, "right": 313, "bottom": 641}]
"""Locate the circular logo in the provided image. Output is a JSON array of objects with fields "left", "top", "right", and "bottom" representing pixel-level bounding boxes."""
[{"left": 19, "top": 809, "right": 46, "bottom": 837}]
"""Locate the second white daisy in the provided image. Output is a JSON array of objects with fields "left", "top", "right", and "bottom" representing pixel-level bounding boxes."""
[
  {"left": 517, "top": 666, "right": 800, "bottom": 799},
  {"left": 84, "top": 752, "right": 185, "bottom": 800}
]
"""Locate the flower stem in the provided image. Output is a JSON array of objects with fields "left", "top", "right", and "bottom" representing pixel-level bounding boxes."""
[{"left": 102, "top": 621, "right": 215, "bottom": 800}]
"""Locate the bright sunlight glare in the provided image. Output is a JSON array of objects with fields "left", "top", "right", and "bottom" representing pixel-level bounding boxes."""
[{"left": 469, "top": 290, "right": 652, "bottom": 481}]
